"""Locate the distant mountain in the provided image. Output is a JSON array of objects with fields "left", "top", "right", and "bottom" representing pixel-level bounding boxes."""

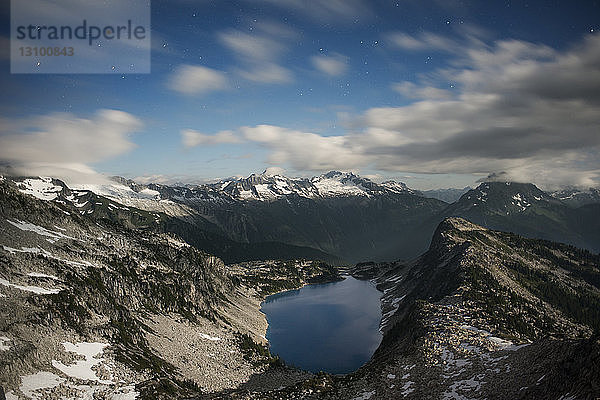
[
  {"left": 550, "top": 187, "right": 600, "bottom": 207},
  {"left": 441, "top": 181, "right": 600, "bottom": 254},
  {"left": 142, "top": 170, "right": 419, "bottom": 202},
  {"left": 137, "top": 171, "right": 446, "bottom": 263},
  {"left": 421, "top": 186, "right": 471, "bottom": 203},
  {"left": 38, "top": 171, "right": 440, "bottom": 263}
]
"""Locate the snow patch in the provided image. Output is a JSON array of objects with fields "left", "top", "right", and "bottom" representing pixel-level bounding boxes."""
[
  {"left": 401, "top": 381, "right": 415, "bottom": 396},
  {"left": 198, "top": 333, "right": 221, "bottom": 341},
  {"left": 461, "top": 324, "right": 529, "bottom": 351},
  {"left": 2, "top": 246, "right": 51, "bottom": 256},
  {"left": 440, "top": 346, "right": 471, "bottom": 368},
  {"left": 27, "top": 272, "right": 59, "bottom": 280},
  {"left": 140, "top": 188, "right": 160, "bottom": 198},
  {"left": 313, "top": 177, "right": 369, "bottom": 197},
  {"left": 51, "top": 342, "right": 112, "bottom": 384},
  {"left": 254, "top": 184, "right": 277, "bottom": 200},
  {"left": 239, "top": 190, "right": 253, "bottom": 199},
  {"left": 0, "top": 277, "right": 61, "bottom": 295},
  {"left": 7, "top": 219, "right": 76, "bottom": 242},
  {"left": 5, "top": 391, "right": 19, "bottom": 400},
  {"left": 17, "top": 177, "right": 63, "bottom": 201},
  {"left": 352, "top": 390, "right": 376, "bottom": 400},
  {"left": 19, "top": 371, "right": 65, "bottom": 399},
  {"left": 443, "top": 376, "right": 483, "bottom": 399}
]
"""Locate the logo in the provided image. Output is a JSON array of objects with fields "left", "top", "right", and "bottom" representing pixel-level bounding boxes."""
[{"left": 11, "top": 0, "right": 151, "bottom": 74}]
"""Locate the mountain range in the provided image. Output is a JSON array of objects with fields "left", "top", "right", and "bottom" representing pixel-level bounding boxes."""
[
  {"left": 9, "top": 171, "right": 599, "bottom": 264},
  {"left": 1, "top": 174, "right": 599, "bottom": 398}
]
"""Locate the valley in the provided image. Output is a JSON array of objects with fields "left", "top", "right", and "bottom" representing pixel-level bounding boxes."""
[{"left": 1, "top": 174, "right": 600, "bottom": 399}]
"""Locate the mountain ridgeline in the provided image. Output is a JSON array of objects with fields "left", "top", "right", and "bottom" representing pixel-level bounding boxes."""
[
  {"left": 17, "top": 171, "right": 597, "bottom": 264},
  {"left": 136, "top": 171, "right": 448, "bottom": 263}
]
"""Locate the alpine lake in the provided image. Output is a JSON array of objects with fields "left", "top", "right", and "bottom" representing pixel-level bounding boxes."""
[{"left": 260, "top": 276, "right": 383, "bottom": 374}]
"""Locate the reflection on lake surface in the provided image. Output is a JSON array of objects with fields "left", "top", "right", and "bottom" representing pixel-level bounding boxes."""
[{"left": 261, "top": 276, "right": 382, "bottom": 374}]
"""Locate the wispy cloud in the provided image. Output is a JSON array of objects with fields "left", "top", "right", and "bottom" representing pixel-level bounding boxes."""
[
  {"left": 311, "top": 53, "right": 348, "bottom": 76},
  {"left": 387, "top": 32, "right": 458, "bottom": 52},
  {"left": 0, "top": 109, "right": 142, "bottom": 184},
  {"left": 168, "top": 64, "right": 228, "bottom": 95},
  {"left": 392, "top": 81, "right": 452, "bottom": 100},
  {"left": 241, "top": 125, "right": 363, "bottom": 171},
  {"left": 218, "top": 22, "right": 295, "bottom": 84},
  {"left": 181, "top": 129, "right": 243, "bottom": 147}
]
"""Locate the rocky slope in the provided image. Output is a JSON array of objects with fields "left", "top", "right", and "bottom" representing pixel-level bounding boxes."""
[
  {"left": 213, "top": 217, "right": 600, "bottom": 399},
  {"left": 0, "top": 178, "right": 339, "bottom": 399},
  {"left": 550, "top": 187, "right": 600, "bottom": 208}
]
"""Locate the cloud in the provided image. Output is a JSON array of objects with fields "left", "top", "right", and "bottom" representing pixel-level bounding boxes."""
[
  {"left": 476, "top": 172, "right": 510, "bottom": 183},
  {"left": 133, "top": 174, "right": 214, "bottom": 186},
  {"left": 219, "top": 31, "right": 284, "bottom": 61},
  {"left": 168, "top": 64, "right": 228, "bottom": 95},
  {"left": 241, "top": 125, "right": 363, "bottom": 171},
  {"left": 178, "top": 34, "right": 600, "bottom": 188},
  {"left": 263, "top": 166, "right": 286, "bottom": 176},
  {"left": 311, "top": 53, "right": 348, "bottom": 76},
  {"left": 392, "top": 81, "right": 452, "bottom": 100},
  {"left": 236, "top": 63, "right": 293, "bottom": 84},
  {"left": 181, "top": 129, "right": 243, "bottom": 147},
  {"left": 387, "top": 32, "right": 458, "bottom": 51},
  {"left": 218, "top": 23, "right": 294, "bottom": 83},
  {"left": 0, "top": 109, "right": 142, "bottom": 184},
  {"left": 231, "top": 34, "right": 600, "bottom": 189}
]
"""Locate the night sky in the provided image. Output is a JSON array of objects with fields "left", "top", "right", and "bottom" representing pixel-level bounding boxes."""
[{"left": 0, "top": 0, "right": 599, "bottom": 189}]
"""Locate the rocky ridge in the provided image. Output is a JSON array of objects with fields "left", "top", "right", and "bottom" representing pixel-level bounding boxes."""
[{"left": 0, "top": 178, "right": 338, "bottom": 399}]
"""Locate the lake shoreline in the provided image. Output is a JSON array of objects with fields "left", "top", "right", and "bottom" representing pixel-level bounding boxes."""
[{"left": 260, "top": 276, "right": 383, "bottom": 374}]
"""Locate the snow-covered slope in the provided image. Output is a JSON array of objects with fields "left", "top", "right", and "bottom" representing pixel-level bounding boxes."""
[
  {"left": 14, "top": 177, "right": 65, "bottom": 201},
  {"left": 11, "top": 176, "right": 195, "bottom": 219}
]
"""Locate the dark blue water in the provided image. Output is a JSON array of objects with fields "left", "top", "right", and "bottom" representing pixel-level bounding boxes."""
[{"left": 260, "top": 276, "right": 382, "bottom": 374}]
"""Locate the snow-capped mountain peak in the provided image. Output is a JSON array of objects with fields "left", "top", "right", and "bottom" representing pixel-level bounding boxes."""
[{"left": 191, "top": 171, "right": 415, "bottom": 201}]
